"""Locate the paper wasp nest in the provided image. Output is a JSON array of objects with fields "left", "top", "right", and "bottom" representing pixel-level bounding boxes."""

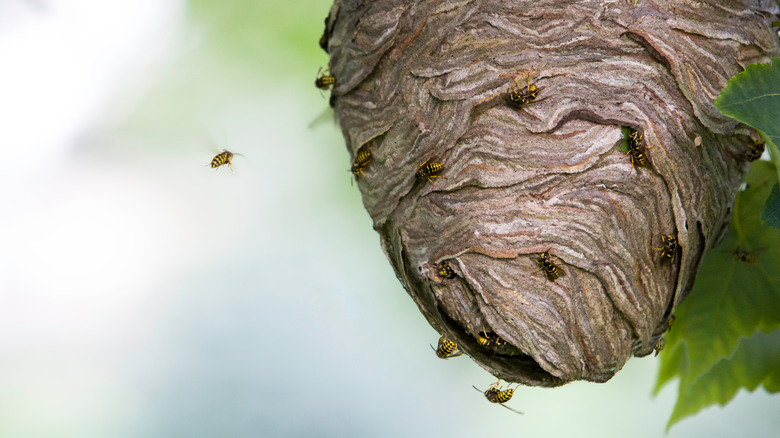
[{"left": 324, "top": 0, "right": 780, "bottom": 386}]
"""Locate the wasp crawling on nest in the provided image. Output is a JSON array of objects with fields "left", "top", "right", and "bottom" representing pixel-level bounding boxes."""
[
  {"left": 432, "top": 334, "right": 463, "bottom": 359},
  {"left": 535, "top": 249, "right": 563, "bottom": 281},
  {"left": 505, "top": 73, "right": 539, "bottom": 110},
  {"left": 437, "top": 261, "right": 456, "bottom": 279},
  {"left": 477, "top": 328, "right": 507, "bottom": 349},
  {"left": 656, "top": 234, "right": 679, "bottom": 261},
  {"left": 744, "top": 136, "right": 765, "bottom": 161},
  {"left": 653, "top": 337, "right": 666, "bottom": 356},
  {"left": 666, "top": 315, "right": 676, "bottom": 332},
  {"left": 350, "top": 144, "right": 372, "bottom": 183},
  {"left": 625, "top": 127, "right": 651, "bottom": 170},
  {"left": 473, "top": 379, "right": 523, "bottom": 415},
  {"left": 416, "top": 156, "right": 446, "bottom": 185},
  {"left": 315, "top": 67, "right": 336, "bottom": 90}
]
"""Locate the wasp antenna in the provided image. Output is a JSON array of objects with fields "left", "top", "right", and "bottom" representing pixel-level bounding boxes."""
[
  {"left": 472, "top": 385, "right": 484, "bottom": 394},
  {"left": 430, "top": 344, "right": 437, "bottom": 352}
]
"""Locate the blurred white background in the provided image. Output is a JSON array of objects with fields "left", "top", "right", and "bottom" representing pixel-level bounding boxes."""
[{"left": 0, "top": 1, "right": 778, "bottom": 437}]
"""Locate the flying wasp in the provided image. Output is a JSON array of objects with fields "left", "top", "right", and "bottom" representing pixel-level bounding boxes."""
[
  {"left": 437, "top": 261, "right": 455, "bottom": 279},
  {"left": 732, "top": 246, "right": 760, "bottom": 264},
  {"left": 653, "top": 337, "right": 665, "bottom": 356},
  {"left": 655, "top": 234, "right": 679, "bottom": 260},
  {"left": 535, "top": 249, "right": 562, "bottom": 281},
  {"left": 473, "top": 380, "right": 523, "bottom": 415},
  {"left": 745, "top": 137, "right": 765, "bottom": 161},
  {"left": 315, "top": 67, "right": 336, "bottom": 90},
  {"left": 416, "top": 156, "right": 446, "bottom": 185},
  {"left": 505, "top": 75, "right": 539, "bottom": 110},
  {"left": 431, "top": 334, "right": 463, "bottom": 359},
  {"left": 350, "top": 145, "right": 372, "bottom": 180},
  {"left": 210, "top": 149, "right": 243, "bottom": 170}
]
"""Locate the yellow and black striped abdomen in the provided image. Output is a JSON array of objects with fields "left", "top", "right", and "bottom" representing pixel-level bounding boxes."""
[
  {"left": 654, "top": 338, "right": 666, "bottom": 356},
  {"left": 416, "top": 159, "right": 445, "bottom": 182},
  {"left": 485, "top": 387, "right": 514, "bottom": 404},
  {"left": 351, "top": 147, "right": 372, "bottom": 178},
  {"left": 315, "top": 75, "right": 336, "bottom": 90},
  {"left": 629, "top": 148, "right": 648, "bottom": 167},
  {"left": 477, "top": 334, "right": 492, "bottom": 348},
  {"left": 494, "top": 388, "right": 514, "bottom": 404},
  {"left": 535, "top": 251, "right": 562, "bottom": 281},
  {"left": 474, "top": 382, "right": 523, "bottom": 414},
  {"left": 210, "top": 150, "right": 234, "bottom": 169},
  {"left": 435, "top": 334, "right": 462, "bottom": 359},
  {"left": 541, "top": 264, "right": 561, "bottom": 281},
  {"left": 625, "top": 129, "right": 649, "bottom": 168},
  {"left": 477, "top": 331, "right": 506, "bottom": 349}
]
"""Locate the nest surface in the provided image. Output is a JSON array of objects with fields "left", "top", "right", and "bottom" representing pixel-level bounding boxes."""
[{"left": 325, "top": 0, "right": 780, "bottom": 386}]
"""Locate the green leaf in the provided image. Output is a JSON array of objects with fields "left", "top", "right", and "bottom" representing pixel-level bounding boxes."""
[
  {"left": 714, "top": 58, "right": 780, "bottom": 185},
  {"left": 714, "top": 58, "right": 780, "bottom": 148},
  {"left": 656, "top": 161, "right": 780, "bottom": 427},
  {"left": 617, "top": 126, "right": 630, "bottom": 153},
  {"left": 765, "top": 136, "right": 780, "bottom": 187},
  {"left": 667, "top": 329, "right": 780, "bottom": 428},
  {"left": 762, "top": 183, "right": 780, "bottom": 228}
]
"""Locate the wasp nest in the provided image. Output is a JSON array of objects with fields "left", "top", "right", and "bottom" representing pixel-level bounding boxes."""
[{"left": 324, "top": 0, "right": 780, "bottom": 386}]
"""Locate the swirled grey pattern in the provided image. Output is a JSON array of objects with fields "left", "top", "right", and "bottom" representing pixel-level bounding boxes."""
[{"left": 326, "top": 0, "right": 780, "bottom": 386}]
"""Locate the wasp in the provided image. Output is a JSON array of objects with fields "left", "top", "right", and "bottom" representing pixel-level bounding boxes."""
[
  {"left": 350, "top": 145, "right": 372, "bottom": 179},
  {"left": 477, "top": 329, "right": 507, "bottom": 349},
  {"left": 319, "top": 15, "right": 330, "bottom": 53},
  {"left": 535, "top": 249, "right": 562, "bottom": 281},
  {"left": 655, "top": 234, "right": 679, "bottom": 260},
  {"left": 315, "top": 67, "right": 336, "bottom": 90},
  {"left": 473, "top": 380, "right": 523, "bottom": 415},
  {"left": 416, "top": 156, "right": 446, "bottom": 185},
  {"left": 210, "top": 150, "right": 242, "bottom": 170},
  {"left": 732, "top": 246, "right": 759, "bottom": 264},
  {"left": 437, "top": 261, "right": 455, "bottom": 279},
  {"left": 319, "top": 32, "right": 328, "bottom": 52},
  {"left": 505, "top": 75, "right": 539, "bottom": 110},
  {"left": 666, "top": 315, "right": 676, "bottom": 332},
  {"left": 431, "top": 334, "right": 462, "bottom": 359},
  {"left": 745, "top": 137, "right": 765, "bottom": 161},
  {"left": 625, "top": 128, "right": 649, "bottom": 168},
  {"left": 319, "top": 29, "right": 329, "bottom": 53},
  {"left": 653, "top": 337, "right": 665, "bottom": 356}
]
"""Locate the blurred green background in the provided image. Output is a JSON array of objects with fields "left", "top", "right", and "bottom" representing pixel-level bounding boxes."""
[{"left": 0, "top": 0, "right": 778, "bottom": 437}]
